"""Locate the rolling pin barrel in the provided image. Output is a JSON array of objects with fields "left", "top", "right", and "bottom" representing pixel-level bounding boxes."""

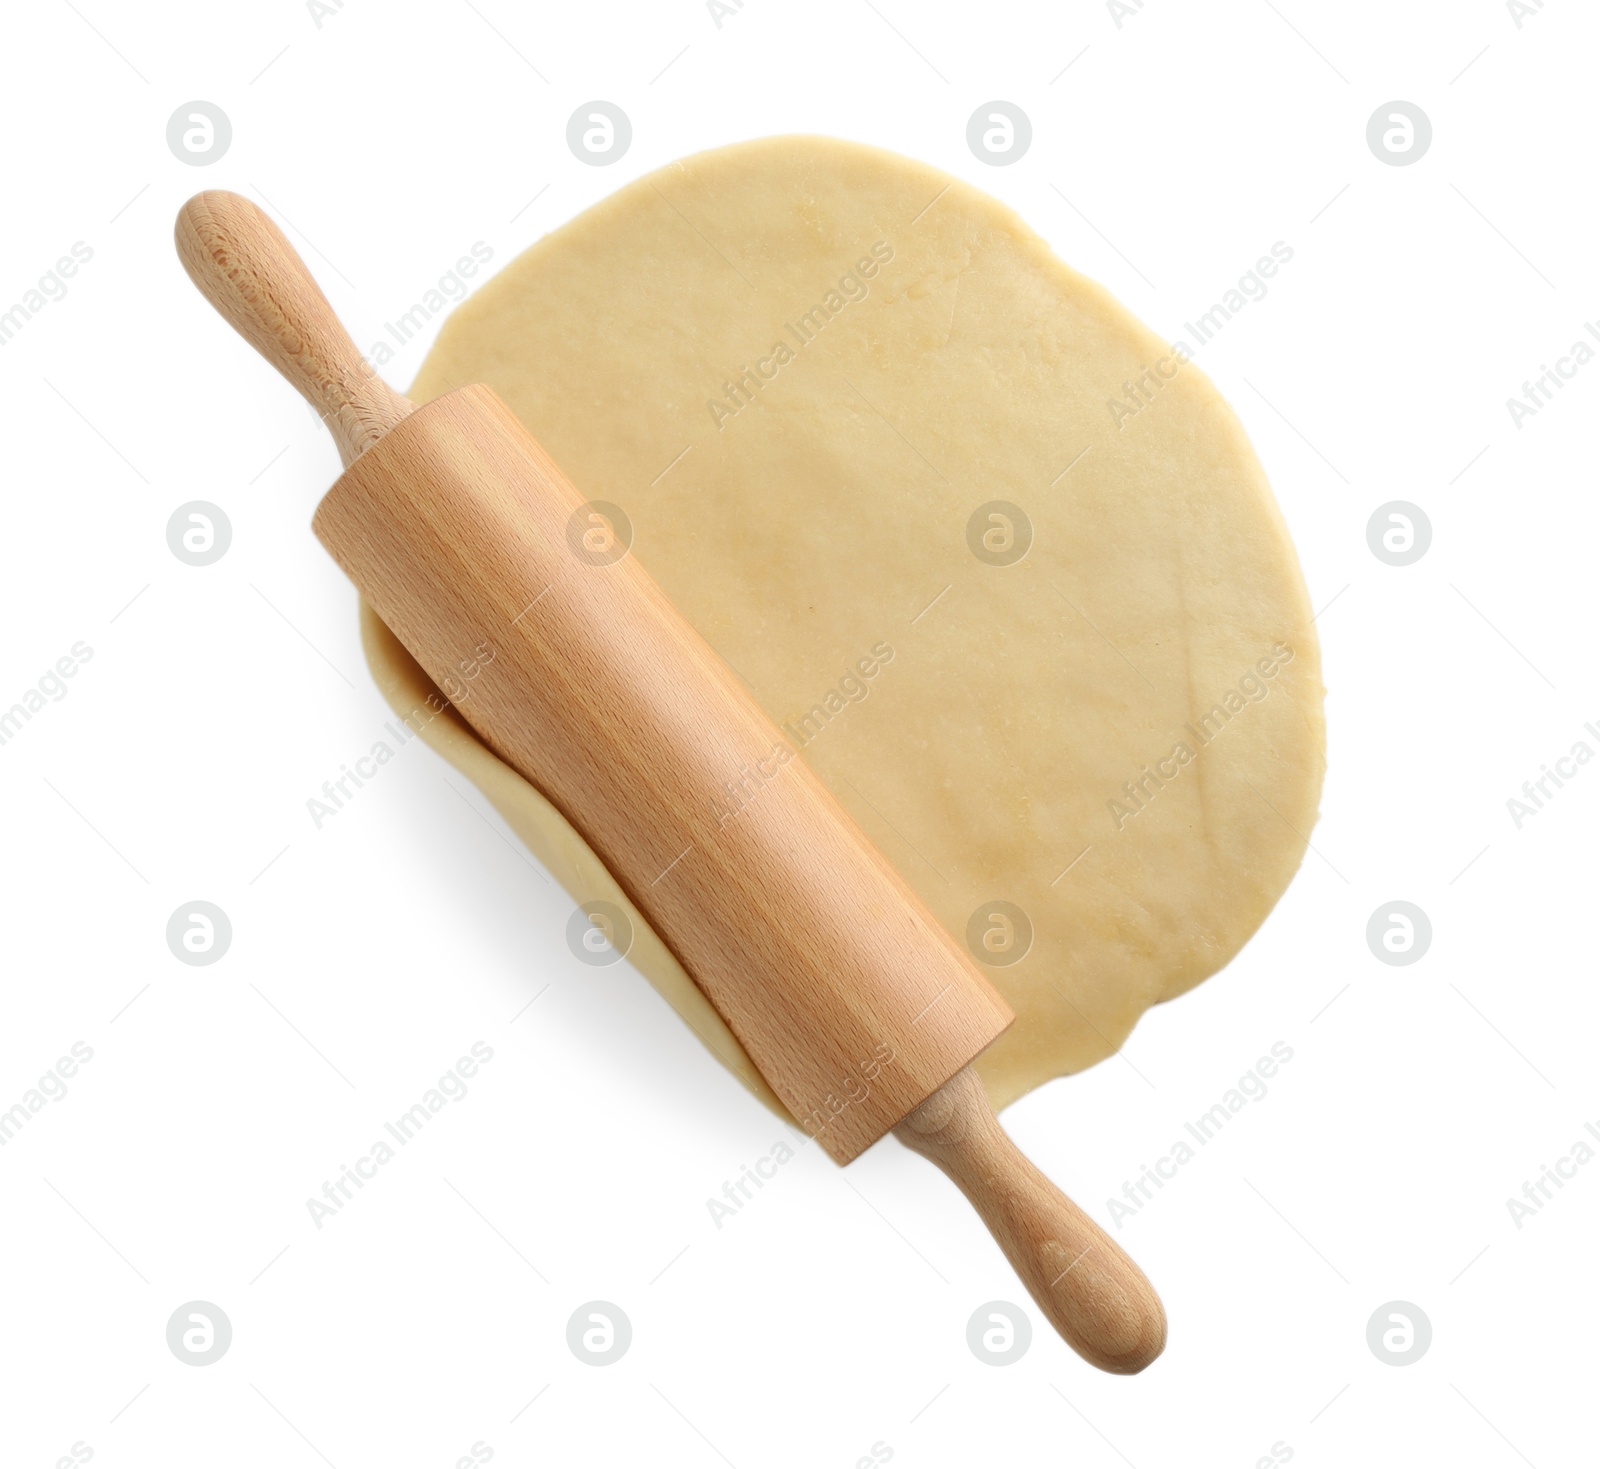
[
  {"left": 174, "top": 190, "right": 1166, "bottom": 1373},
  {"left": 309, "top": 378, "right": 1013, "bottom": 1165}
]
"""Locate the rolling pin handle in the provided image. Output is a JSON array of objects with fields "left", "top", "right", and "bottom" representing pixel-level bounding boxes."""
[
  {"left": 178, "top": 191, "right": 1166, "bottom": 1375},
  {"left": 174, "top": 190, "right": 413, "bottom": 467},
  {"left": 893, "top": 1065, "right": 1166, "bottom": 1374}
]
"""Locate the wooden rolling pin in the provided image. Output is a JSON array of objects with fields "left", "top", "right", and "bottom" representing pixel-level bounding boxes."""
[{"left": 175, "top": 191, "right": 1165, "bottom": 1373}]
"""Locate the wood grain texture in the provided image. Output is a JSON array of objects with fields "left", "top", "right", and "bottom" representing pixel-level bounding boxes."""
[
  {"left": 312, "top": 384, "right": 1014, "bottom": 1162},
  {"left": 175, "top": 190, "right": 1168, "bottom": 1371},
  {"left": 895, "top": 1065, "right": 1166, "bottom": 1372},
  {"left": 174, "top": 190, "right": 412, "bottom": 467}
]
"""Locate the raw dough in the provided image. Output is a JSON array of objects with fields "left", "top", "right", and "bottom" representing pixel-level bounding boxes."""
[{"left": 365, "top": 135, "right": 1324, "bottom": 1118}]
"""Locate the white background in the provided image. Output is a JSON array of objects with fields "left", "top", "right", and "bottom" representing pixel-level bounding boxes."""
[{"left": 2, "top": 1, "right": 1596, "bottom": 1464}]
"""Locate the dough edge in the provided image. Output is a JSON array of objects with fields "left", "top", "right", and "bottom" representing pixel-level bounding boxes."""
[{"left": 359, "top": 134, "right": 1325, "bottom": 1123}]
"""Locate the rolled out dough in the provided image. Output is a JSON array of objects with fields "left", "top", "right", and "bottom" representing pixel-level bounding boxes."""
[{"left": 366, "top": 135, "right": 1325, "bottom": 1118}]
